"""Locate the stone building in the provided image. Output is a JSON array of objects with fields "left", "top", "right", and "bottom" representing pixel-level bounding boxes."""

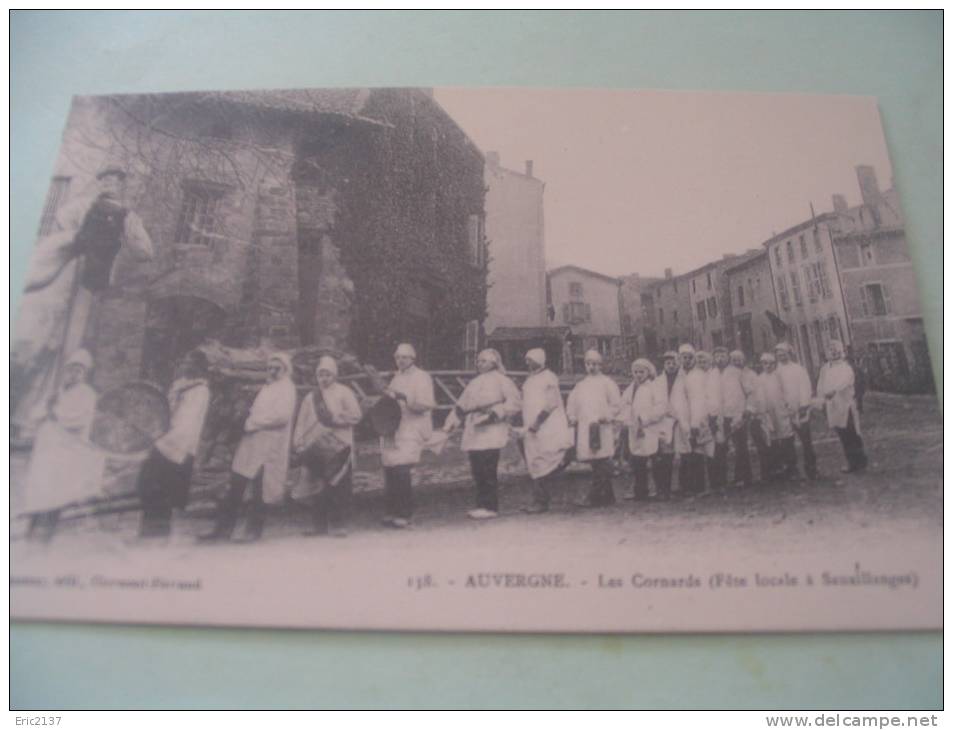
[
  {"left": 640, "top": 268, "right": 694, "bottom": 361},
  {"left": 762, "top": 213, "right": 850, "bottom": 382},
  {"left": 18, "top": 88, "right": 487, "bottom": 394},
  {"left": 482, "top": 152, "right": 548, "bottom": 365},
  {"left": 829, "top": 167, "right": 932, "bottom": 392},
  {"left": 547, "top": 265, "right": 624, "bottom": 374},
  {"left": 724, "top": 250, "right": 778, "bottom": 359},
  {"left": 672, "top": 250, "right": 761, "bottom": 354},
  {"left": 618, "top": 272, "right": 663, "bottom": 363}
]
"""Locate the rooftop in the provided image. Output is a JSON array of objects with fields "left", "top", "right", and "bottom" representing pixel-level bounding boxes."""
[{"left": 548, "top": 264, "right": 621, "bottom": 286}]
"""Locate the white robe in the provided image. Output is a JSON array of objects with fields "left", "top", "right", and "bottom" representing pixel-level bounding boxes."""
[
  {"left": 520, "top": 369, "right": 573, "bottom": 479},
  {"left": 816, "top": 360, "right": 860, "bottom": 432},
  {"left": 659, "top": 372, "right": 689, "bottom": 453},
  {"left": 704, "top": 367, "right": 725, "bottom": 444},
  {"left": 720, "top": 365, "right": 747, "bottom": 423},
  {"left": 625, "top": 378, "right": 668, "bottom": 457},
  {"left": 380, "top": 366, "right": 436, "bottom": 467},
  {"left": 566, "top": 373, "right": 621, "bottom": 461},
  {"left": 444, "top": 370, "right": 521, "bottom": 452},
  {"left": 154, "top": 378, "right": 210, "bottom": 465},
  {"left": 777, "top": 361, "right": 813, "bottom": 425},
  {"left": 682, "top": 367, "right": 715, "bottom": 457},
  {"left": 231, "top": 376, "right": 297, "bottom": 504},
  {"left": 21, "top": 382, "right": 104, "bottom": 514},
  {"left": 757, "top": 371, "right": 793, "bottom": 441},
  {"left": 292, "top": 383, "right": 363, "bottom": 495}
]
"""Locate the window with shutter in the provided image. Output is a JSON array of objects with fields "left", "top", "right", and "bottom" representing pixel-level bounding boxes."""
[
  {"left": 860, "top": 286, "right": 869, "bottom": 317},
  {"left": 777, "top": 276, "right": 790, "bottom": 309},
  {"left": 789, "top": 271, "right": 802, "bottom": 306}
]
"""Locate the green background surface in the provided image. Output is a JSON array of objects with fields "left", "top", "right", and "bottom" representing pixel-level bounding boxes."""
[{"left": 10, "top": 10, "right": 942, "bottom": 709}]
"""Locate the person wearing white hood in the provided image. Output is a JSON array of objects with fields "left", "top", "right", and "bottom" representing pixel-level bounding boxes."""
[
  {"left": 379, "top": 343, "right": 436, "bottom": 528},
  {"left": 21, "top": 348, "right": 103, "bottom": 542},
  {"left": 199, "top": 352, "right": 297, "bottom": 543},
  {"left": 566, "top": 349, "right": 622, "bottom": 507},
  {"left": 517, "top": 348, "right": 573, "bottom": 513},
  {"left": 816, "top": 340, "right": 868, "bottom": 474},
  {"left": 443, "top": 348, "right": 521, "bottom": 519},
  {"left": 292, "top": 355, "right": 364, "bottom": 536}
]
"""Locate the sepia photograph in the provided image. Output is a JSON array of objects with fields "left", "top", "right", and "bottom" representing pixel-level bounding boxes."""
[{"left": 9, "top": 85, "right": 941, "bottom": 633}]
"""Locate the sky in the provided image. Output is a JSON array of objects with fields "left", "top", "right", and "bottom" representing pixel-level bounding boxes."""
[{"left": 434, "top": 88, "right": 894, "bottom": 280}]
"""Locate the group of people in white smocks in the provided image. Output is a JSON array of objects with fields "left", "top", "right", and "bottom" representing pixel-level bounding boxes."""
[{"left": 18, "top": 333, "right": 868, "bottom": 544}]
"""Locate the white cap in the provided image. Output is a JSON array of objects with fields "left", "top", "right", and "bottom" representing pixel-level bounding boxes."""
[
  {"left": 316, "top": 355, "right": 338, "bottom": 376},
  {"left": 525, "top": 348, "right": 546, "bottom": 367}
]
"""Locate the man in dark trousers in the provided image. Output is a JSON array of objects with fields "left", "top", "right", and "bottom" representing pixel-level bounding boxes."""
[{"left": 654, "top": 351, "right": 682, "bottom": 500}]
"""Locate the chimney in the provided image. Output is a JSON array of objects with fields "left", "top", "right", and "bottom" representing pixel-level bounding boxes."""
[
  {"left": 664, "top": 267, "right": 673, "bottom": 279},
  {"left": 525, "top": 160, "right": 534, "bottom": 177},
  {"left": 486, "top": 151, "right": 500, "bottom": 168},
  {"left": 832, "top": 194, "right": 848, "bottom": 213},
  {"left": 856, "top": 165, "right": 881, "bottom": 207}
]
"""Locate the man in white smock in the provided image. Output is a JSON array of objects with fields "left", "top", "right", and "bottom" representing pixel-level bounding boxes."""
[
  {"left": 775, "top": 341, "right": 818, "bottom": 481},
  {"left": 816, "top": 340, "right": 868, "bottom": 474},
  {"left": 566, "top": 349, "right": 621, "bottom": 507},
  {"left": 678, "top": 343, "right": 713, "bottom": 496},
  {"left": 200, "top": 353, "right": 297, "bottom": 543},
  {"left": 517, "top": 348, "right": 573, "bottom": 514},
  {"left": 442, "top": 348, "right": 521, "bottom": 519},
  {"left": 622, "top": 358, "right": 667, "bottom": 501},
  {"left": 380, "top": 343, "right": 436, "bottom": 528}
]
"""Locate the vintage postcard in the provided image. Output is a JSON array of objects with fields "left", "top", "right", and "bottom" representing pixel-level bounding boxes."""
[{"left": 10, "top": 87, "right": 940, "bottom": 632}]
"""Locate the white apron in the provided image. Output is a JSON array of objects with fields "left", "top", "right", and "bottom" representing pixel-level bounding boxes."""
[
  {"left": 816, "top": 360, "right": 860, "bottom": 433},
  {"left": 21, "top": 382, "right": 104, "bottom": 514},
  {"left": 627, "top": 378, "right": 668, "bottom": 457},
  {"left": 757, "top": 371, "right": 794, "bottom": 441},
  {"left": 683, "top": 368, "right": 715, "bottom": 457},
  {"left": 520, "top": 369, "right": 573, "bottom": 479},
  {"left": 445, "top": 370, "right": 521, "bottom": 452},
  {"left": 380, "top": 366, "right": 436, "bottom": 467},
  {"left": 566, "top": 374, "right": 621, "bottom": 462}
]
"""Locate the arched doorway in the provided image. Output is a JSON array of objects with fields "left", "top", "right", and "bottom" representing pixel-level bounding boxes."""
[{"left": 140, "top": 296, "right": 226, "bottom": 386}]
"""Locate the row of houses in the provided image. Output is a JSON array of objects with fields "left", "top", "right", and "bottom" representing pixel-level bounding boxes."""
[{"left": 484, "top": 164, "right": 931, "bottom": 393}]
